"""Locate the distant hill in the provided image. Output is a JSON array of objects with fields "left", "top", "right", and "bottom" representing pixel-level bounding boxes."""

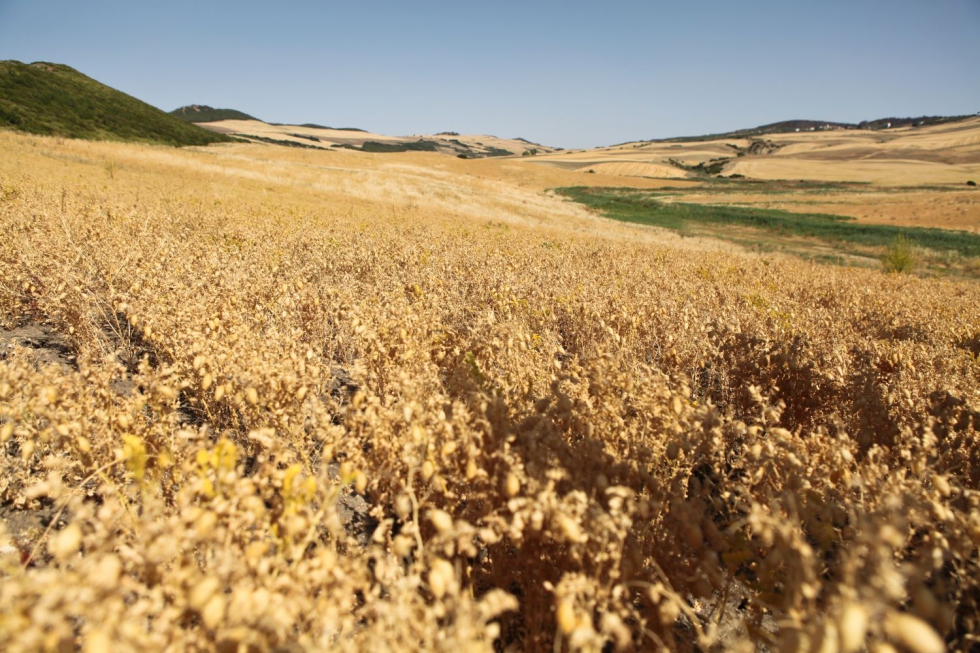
[
  {"left": 171, "top": 105, "right": 258, "bottom": 123},
  {"left": 642, "top": 115, "right": 979, "bottom": 144},
  {"left": 0, "top": 60, "right": 231, "bottom": 146},
  {"left": 296, "top": 123, "right": 367, "bottom": 132}
]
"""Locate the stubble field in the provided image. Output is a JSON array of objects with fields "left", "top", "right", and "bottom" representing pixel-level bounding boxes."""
[{"left": 1, "top": 131, "right": 980, "bottom": 652}]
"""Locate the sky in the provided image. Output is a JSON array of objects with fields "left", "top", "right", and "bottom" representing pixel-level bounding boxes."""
[{"left": 1, "top": 0, "right": 979, "bottom": 149}]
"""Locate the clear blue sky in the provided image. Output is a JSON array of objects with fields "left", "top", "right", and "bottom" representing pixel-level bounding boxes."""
[{"left": 2, "top": 0, "right": 978, "bottom": 148}]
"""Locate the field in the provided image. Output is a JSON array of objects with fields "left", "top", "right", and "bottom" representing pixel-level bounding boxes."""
[
  {"left": 555, "top": 185, "right": 980, "bottom": 277},
  {"left": 647, "top": 184, "right": 980, "bottom": 232},
  {"left": 531, "top": 117, "right": 980, "bottom": 186},
  {"left": 2, "top": 130, "right": 980, "bottom": 652},
  {"left": 196, "top": 119, "right": 558, "bottom": 158}
]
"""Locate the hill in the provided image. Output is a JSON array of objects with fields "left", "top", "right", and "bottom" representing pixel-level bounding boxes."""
[
  {"left": 531, "top": 115, "right": 980, "bottom": 185},
  {"left": 640, "top": 114, "right": 978, "bottom": 144},
  {"left": 195, "top": 118, "right": 559, "bottom": 157},
  {"left": 0, "top": 61, "right": 232, "bottom": 146},
  {"left": 170, "top": 104, "right": 258, "bottom": 123}
]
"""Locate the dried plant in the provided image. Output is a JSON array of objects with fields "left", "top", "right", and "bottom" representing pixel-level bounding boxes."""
[{"left": 1, "top": 131, "right": 979, "bottom": 652}]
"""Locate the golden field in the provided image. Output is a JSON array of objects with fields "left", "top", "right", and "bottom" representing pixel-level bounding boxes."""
[
  {"left": 533, "top": 117, "right": 980, "bottom": 186},
  {"left": 2, "top": 130, "right": 980, "bottom": 652},
  {"left": 198, "top": 119, "right": 559, "bottom": 158}
]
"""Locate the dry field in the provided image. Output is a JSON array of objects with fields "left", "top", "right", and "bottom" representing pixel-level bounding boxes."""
[
  {"left": 529, "top": 119, "right": 980, "bottom": 238},
  {"left": 2, "top": 130, "right": 980, "bottom": 652},
  {"left": 532, "top": 117, "right": 980, "bottom": 186},
  {"left": 199, "top": 119, "right": 558, "bottom": 158}
]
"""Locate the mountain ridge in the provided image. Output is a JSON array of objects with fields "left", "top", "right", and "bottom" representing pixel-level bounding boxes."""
[{"left": 635, "top": 115, "right": 978, "bottom": 145}]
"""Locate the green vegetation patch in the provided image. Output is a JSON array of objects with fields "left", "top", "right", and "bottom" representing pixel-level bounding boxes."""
[
  {"left": 481, "top": 146, "right": 515, "bottom": 157},
  {"left": 338, "top": 140, "right": 440, "bottom": 153},
  {"left": 170, "top": 105, "right": 257, "bottom": 123},
  {"left": 0, "top": 61, "right": 231, "bottom": 146},
  {"left": 556, "top": 186, "right": 980, "bottom": 258},
  {"left": 238, "top": 134, "right": 323, "bottom": 150}
]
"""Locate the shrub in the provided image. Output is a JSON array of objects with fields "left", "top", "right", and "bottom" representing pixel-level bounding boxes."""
[{"left": 881, "top": 233, "right": 917, "bottom": 273}]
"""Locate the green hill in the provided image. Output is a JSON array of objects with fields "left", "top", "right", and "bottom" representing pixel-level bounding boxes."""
[
  {"left": 0, "top": 60, "right": 232, "bottom": 146},
  {"left": 171, "top": 105, "right": 258, "bottom": 123}
]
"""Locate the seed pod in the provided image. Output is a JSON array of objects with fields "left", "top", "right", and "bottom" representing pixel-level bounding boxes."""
[
  {"left": 395, "top": 494, "right": 412, "bottom": 521},
  {"left": 504, "top": 473, "right": 521, "bottom": 497},
  {"left": 840, "top": 603, "right": 868, "bottom": 653},
  {"left": 557, "top": 600, "right": 577, "bottom": 634},
  {"left": 156, "top": 384, "right": 177, "bottom": 400},
  {"left": 195, "top": 511, "right": 218, "bottom": 538},
  {"left": 83, "top": 629, "right": 112, "bottom": 653},
  {"left": 556, "top": 514, "right": 587, "bottom": 543},
  {"left": 429, "top": 509, "right": 453, "bottom": 534},
  {"left": 658, "top": 599, "right": 680, "bottom": 626},
  {"left": 49, "top": 522, "right": 82, "bottom": 561},
  {"left": 884, "top": 612, "right": 944, "bottom": 653},
  {"left": 92, "top": 554, "right": 122, "bottom": 589},
  {"left": 190, "top": 576, "right": 221, "bottom": 611},
  {"left": 319, "top": 548, "right": 336, "bottom": 572},
  {"left": 392, "top": 534, "right": 414, "bottom": 558},
  {"left": 671, "top": 395, "right": 683, "bottom": 416},
  {"left": 202, "top": 594, "right": 226, "bottom": 629},
  {"left": 428, "top": 558, "right": 455, "bottom": 599},
  {"left": 39, "top": 386, "right": 59, "bottom": 405}
]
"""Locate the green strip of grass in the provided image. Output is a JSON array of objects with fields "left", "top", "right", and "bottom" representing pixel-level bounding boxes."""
[{"left": 556, "top": 186, "right": 980, "bottom": 257}]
